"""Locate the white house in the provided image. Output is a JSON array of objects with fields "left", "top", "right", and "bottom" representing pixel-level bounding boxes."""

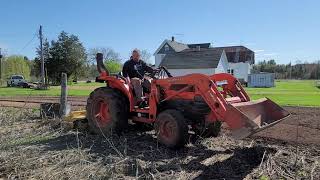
[
  {"left": 154, "top": 38, "right": 255, "bottom": 82},
  {"left": 154, "top": 37, "right": 190, "bottom": 67},
  {"left": 158, "top": 48, "right": 228, "bottom": 76},
  {"left": 215, "top": 46, "right": 255, "bottom": 83}
]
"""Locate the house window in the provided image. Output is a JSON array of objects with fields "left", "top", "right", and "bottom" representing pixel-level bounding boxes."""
[
  {"left": 227, "top": 69, "right": 234, "bottom": 75},
  {"left": 164, "top": 44, "right": 169, "bottom": 52}
]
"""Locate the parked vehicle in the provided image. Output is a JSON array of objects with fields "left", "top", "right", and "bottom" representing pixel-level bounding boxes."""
[{"left": 7, "top": 75, "right": 29, "bottom": 88}]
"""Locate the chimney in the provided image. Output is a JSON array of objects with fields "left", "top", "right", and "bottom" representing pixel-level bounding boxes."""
[{"left": 171, "top": 36, "right": 175, "bottom": 42}]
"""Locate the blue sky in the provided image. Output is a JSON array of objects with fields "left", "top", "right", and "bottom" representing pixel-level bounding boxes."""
[{"left": 1, "top": 0, "right": 319, "bottom": 64}]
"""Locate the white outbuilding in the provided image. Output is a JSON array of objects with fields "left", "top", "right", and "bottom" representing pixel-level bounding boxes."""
[{"left": 247, "top": 72, "right": 275, "bottom": 88}]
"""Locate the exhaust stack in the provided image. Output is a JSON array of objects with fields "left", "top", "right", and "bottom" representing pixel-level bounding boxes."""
[{"left": 96, "top": 53, "right": 109, "bottom": 76}]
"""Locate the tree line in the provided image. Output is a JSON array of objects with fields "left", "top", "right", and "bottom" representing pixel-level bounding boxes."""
[
  {"left": 1, "top": 31, "right": 152, "bottom": 85},
  {"left": 1, "top": 31, "right": 319, "bottom": 84},
  {"left": 253, "top": 59, "right": 320, "bottom": 79},
  {"left": 1, "top": 56, "right": 31, "bottom": 80}
]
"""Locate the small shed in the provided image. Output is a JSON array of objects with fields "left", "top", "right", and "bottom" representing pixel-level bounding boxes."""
[{"left": 248, "top": 72, "right": 275, "bottom": 88}]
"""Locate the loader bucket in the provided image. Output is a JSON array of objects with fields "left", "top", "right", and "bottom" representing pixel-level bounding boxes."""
[{"left": 224, "top": 98, "right": 290, "bottom": 139}]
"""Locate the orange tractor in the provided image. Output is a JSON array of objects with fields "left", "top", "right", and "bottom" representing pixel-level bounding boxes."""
[{"left": 86, "top": 53, "right": 289, "bottom": 148}]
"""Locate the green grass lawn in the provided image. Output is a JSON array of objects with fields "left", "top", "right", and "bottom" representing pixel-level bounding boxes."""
[
  {"left": 0, "top": 80, "right": 319, "bottom": 107},
  {"left": 245, "top": 80, "right": 320, "bottom": 107},
  {"left": 0, "top": 82, "right": 104, "bottom": 96}
]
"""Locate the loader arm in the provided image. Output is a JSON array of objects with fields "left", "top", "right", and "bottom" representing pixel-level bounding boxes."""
[
  {"left": 197, "top": 74, "right": 289, "bottom": 138},
  {"left": 210, "top": 73, "right": 250, "bottom": 102},
  {"left": 157, "top": 73, "right": 289, "bottom": 139}
]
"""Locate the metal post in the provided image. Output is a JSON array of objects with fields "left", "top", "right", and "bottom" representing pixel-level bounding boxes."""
[
  {"left": 39, "top": 25, "right": 45, "bottom": 86},
  {"left": 60, "top": 73, "right": 68, "bottom": 117}
]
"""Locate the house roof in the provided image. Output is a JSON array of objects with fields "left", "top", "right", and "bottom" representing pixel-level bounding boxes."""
[
  {"left": 159, "top": 49, "right": 224, "bottom": 69},
  {"left": 153, "top": 39, "right": 189, "bottom": 55},
  {"left": 211, "top": 46, "right": 255, "bottom": 64},
  {"left": 155, "top": 39, "right": 255, "bottom": 64},
  {"left": 166, "top": 40, "right": 189, "bottom": 52},
  {"left": 187, "top": 43, "right": 211, "bottom": 49},
  {"left": 213, "top": 45, "right": 252, "bottom": 51}
]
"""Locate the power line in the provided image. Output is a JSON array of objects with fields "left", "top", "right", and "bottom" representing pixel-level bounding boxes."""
[{"left": 18, "top": 31, "right": 38, "bottom": 53}]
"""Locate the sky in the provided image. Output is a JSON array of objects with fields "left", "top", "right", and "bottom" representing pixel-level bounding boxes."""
[{"left": 0, "top": 0, "right": 320, "bottom": 64}]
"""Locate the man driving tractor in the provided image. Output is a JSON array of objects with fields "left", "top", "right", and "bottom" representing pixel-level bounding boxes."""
[
  {"left": 87, "top": 50, "right": 290, "bottom": 149},
  {"left": 122, "top": 49, "right": 155, "bottom": 105}
]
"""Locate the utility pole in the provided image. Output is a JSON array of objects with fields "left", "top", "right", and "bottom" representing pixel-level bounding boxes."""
[
  {"left": 39, "top": 25, "right": 45, "bottom": 86},
  {"left": 316, "top": 60, "right": 320, "bottom": 79},
  {"left": 289, "top": 61, "right": 292, "bottom": 79},
  {"left": 0, "top": 48, "right": 2, "bottom": 83}
]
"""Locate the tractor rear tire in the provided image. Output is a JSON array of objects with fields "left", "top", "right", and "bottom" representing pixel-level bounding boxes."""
[
  {"left": 86, "top": 87, "right": 128, "bottom": 136},
  {"left": 155, "top": 109, "right": 188, "bottom": 149}
]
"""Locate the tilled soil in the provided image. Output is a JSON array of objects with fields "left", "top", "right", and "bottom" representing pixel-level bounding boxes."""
[
  {"left": 1, "top": 96, "right": 319, "bottom": 145},
  {"left": 254, "top": 106, "right": 320, "bottom": 145},
  {"left": 0, "top": 107, "right": 319, "bottom": 179},
  {"left": 0, "top": 96, "right": 86, "bottom": 110}
]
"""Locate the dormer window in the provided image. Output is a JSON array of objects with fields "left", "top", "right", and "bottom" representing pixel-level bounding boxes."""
[{"left": 164, "top": 44, "right": 169, "bottom": 52}]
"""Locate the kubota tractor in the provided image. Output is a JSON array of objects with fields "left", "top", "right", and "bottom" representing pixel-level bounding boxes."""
[{"left": 86, "top": 53, "right": 290, "bottom": 148}]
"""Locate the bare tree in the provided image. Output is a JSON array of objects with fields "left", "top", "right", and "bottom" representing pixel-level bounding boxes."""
[
  {"left": 88, "top": 47, "right": 120, "bottom": 63},
  {"left": 140, "top": 49, "right": 153, "bottom": 65}
]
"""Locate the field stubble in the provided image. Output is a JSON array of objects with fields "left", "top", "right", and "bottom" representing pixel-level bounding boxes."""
[{"left": 0, "top": 107, "right": 319, "bottom": 179}]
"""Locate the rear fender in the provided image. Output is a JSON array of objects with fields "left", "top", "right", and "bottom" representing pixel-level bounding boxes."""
[{"left": 100, "top": 76, "right": 134, "bottom": 111}]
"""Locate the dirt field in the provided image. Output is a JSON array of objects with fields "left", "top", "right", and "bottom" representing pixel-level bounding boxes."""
[
  {"left": 0, "top": 96, "right": 86, "bottom": 110},
  {"left": 254, "top": 106, "right": 320, "bottom": 145},
  {"left": 1, "top": 96, "right": 319, "bottom": 145},
  {"left": 0, "top": 98, "right": 319, "bottom": 179}
]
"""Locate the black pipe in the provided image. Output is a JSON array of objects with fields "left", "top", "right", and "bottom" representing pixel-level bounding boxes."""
[{"left": 96, "top": 53, "right": 109, "bottom": 76}]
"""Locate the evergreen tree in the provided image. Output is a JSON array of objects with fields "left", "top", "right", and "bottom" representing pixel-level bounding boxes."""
[{"left": 46, "top": 31, "right": 87, "bottom": 84}]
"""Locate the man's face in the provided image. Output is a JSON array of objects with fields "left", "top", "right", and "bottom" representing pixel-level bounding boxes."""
[{"left": 132, "top": 51, "right": 140, "bottom": 61}]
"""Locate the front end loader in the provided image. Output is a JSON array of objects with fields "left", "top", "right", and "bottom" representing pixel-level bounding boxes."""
[{"left": 86, "top": 53, "right": 290, "bottom": 148}]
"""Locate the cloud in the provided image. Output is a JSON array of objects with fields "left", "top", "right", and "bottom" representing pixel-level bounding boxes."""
[
  {"left": 0, "top": 42, "right": 9, "bottom": 55},
  {"left": 263, "top": 53, "right": 278, "bottom": 56},
  {"left": 242, "top": 42, "right": 256, "bottom": 46},
  {"left": 226, "top": 42, "right": 239, "bottom": 46},
  {"left": 254, "top": 49, "right": 265, "bottom": 53},
  {"left": 225, "top": 42, "right": 256, "bottom": 47}
]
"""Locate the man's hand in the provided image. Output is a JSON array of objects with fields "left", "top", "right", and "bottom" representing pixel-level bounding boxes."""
[
  {"left": 149, "top": 68, "right": 160, "bottom": 78},
  {"left": 126, "top": 77, "right": 131, "bottom": 84}
]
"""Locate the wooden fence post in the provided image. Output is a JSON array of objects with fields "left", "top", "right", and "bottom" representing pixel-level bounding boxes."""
[{"left": 60, "top": 73, "right": 68, "bottom": 117}]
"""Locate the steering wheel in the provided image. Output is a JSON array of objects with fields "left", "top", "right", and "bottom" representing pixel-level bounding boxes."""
[
  {"left": 150, "top": 66, "right": 173, "bottom": 79},
  {"left": 116, "top": 73, "right": 129, "bottom": 83}
]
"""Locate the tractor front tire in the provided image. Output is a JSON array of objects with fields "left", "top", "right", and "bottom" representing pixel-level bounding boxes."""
[
  {"left": 155, "top": 109, "right": 188, "bottom": 149},
  {"left": 86, "top": 87, "right": 128, "bottom": 136}
]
